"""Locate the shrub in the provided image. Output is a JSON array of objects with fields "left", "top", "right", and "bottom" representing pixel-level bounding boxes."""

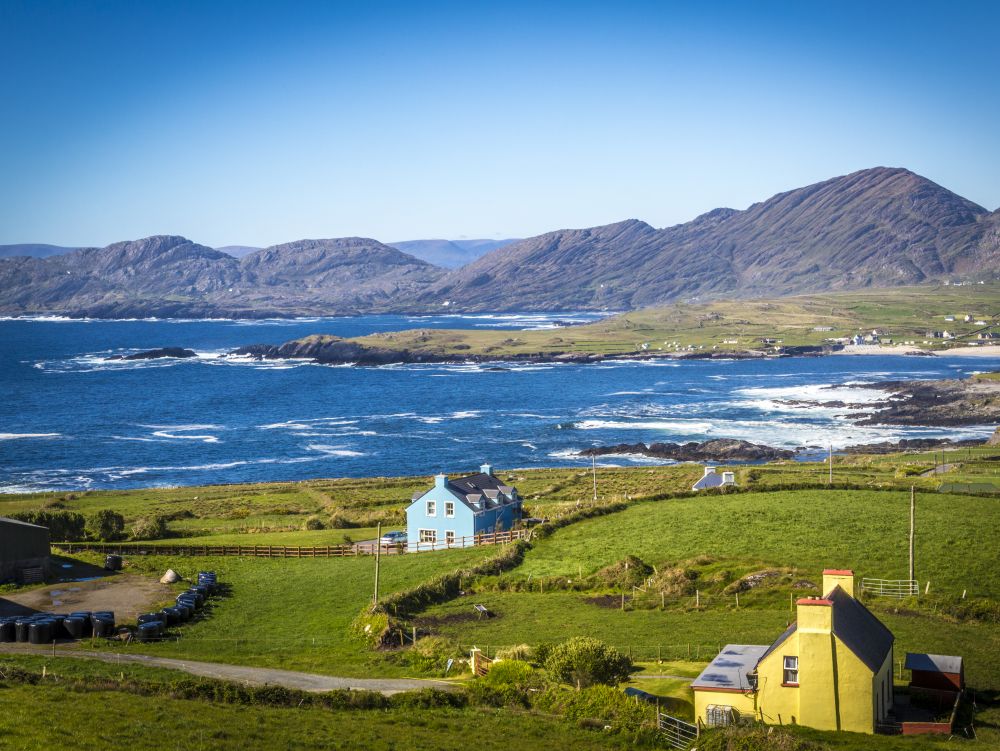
[
  {"left": 535, "top": 684, "right": 650, "bottom": 733},
  {"left": 494, "top": 643, "right": 534, "bottom": 662},
  {"left": 467, "top": 659, "right": 543, "bottom": 708},
  {"left": 595, "top": 555, "right": 654, "bottom": 589},
  {"left": 349, "top": 610, "right": 390, "bottom": 648},
  {"left": 544, "top": 637, "right": 632, "bottom": 689},
  {"left": 403, "top": 636, "right": 463, "bottom": 675},
  {"left": 129, "top": 515, "right": 169, "bottom": 540},
  {"left": 9, "top": 510, "right": 86, "bottom": 541},
  {"left": 697, "top": 725, "right": 825, "bottom": 751},
  {"left": 304, "top": 515, "right": 326, "bottom": 530},
  {"left": 86, "top": 509, "right": 125, "bottom": 541}
]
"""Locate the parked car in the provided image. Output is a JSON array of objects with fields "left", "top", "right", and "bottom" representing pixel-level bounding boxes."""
[{"left": 379, "top": 530, "right": 407, "bottom": 545}]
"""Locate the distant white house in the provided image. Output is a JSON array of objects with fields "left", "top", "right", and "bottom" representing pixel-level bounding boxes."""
[{"left": 693, "top": 466, "right": 736, "bottom": 491}]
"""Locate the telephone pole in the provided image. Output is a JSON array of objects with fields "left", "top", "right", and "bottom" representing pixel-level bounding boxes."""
[
  {"left": 373, "top": 521, "right": 382, "bottom": 607},
  {"left": 828, "top": 444, "right": 833, "bottom": 485},
  {"left": 592, "top": 455, "right": 598, "bottom": 502},
  {"left": 908, "top": 487, "right": 915, "bottom": 583}
]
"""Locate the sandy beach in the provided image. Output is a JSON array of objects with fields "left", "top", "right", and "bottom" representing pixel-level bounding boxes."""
[{"left": 834, "top": 344, "right": 1000, "bottom": 357}]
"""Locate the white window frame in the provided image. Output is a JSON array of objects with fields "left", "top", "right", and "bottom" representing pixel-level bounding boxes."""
[
  {"left": 445, "top": 530, "right": 456, "bottom": 545},
  {"left": 425, "top": 500, "right": 436, "bottom": 517},
  {"left": 444, "top": 501, "right": 455, "bottom": 518},
  {"left": 418, "top": 529, "right": 437, "bottom": 544},
  {"left": 783, "top": 656, "right": 799, "bottom": 685}
]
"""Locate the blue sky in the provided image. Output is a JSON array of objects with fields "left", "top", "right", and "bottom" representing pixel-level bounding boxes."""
[{"left": 1, "top": 0, "right": 998, "bottom": 247}]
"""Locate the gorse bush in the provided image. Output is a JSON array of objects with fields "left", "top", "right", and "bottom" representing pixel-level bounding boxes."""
[
  {"left": 544, "top": 637, "right": 632, "bottom": 689},
  {"left": 86, "top": 509, "right": 125, "bottom": 541},
  {"left": 304, "top": 515, "right": 326, "bottom": 530},
  {"left": 130, "top": 515, "right": 169, "bottom": 540}
]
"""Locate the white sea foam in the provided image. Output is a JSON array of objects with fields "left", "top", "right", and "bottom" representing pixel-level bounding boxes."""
[
  {"left": 0, "top": 432, "right": 61, "bottom": 440},
  {"left": 572, "top": 419, "right": 717, "bottom": 432},
  {"left": 305, "top": 444, "right": 366, "bottom": 457}
]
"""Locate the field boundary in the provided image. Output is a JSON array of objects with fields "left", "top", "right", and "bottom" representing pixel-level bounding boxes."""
[{"left": 53, "top": 529, "right": 531, "bottom": 558}]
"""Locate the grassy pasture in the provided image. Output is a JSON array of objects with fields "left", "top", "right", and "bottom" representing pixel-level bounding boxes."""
[
  {"left": 0, "top": 684, "right": 640, "bottom": 751},
  {"left": 63, "top": 545, "right": 493, "bottom": 677},
  {"left": 515, "top": 490, "right": 1000, "bottom": 598},
  {"left": 347, "top": 284, "right": 1000, "bottom": 358}
]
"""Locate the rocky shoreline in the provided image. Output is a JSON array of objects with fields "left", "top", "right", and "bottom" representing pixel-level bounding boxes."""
[
  {"left": 846, "top": 377, "right": 1000, "bottom": 427},
  {"left": 579, "top": 439, "right": 796, "bottom": 462}
]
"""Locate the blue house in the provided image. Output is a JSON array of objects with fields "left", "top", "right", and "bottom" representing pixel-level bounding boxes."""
[{"left": 406, "top": 464, "right": 523, "bottom": 551}]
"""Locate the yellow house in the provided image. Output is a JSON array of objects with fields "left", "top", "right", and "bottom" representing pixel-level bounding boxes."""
[{"left": 692, "top": 569, "right": 894, "bottom": 734}]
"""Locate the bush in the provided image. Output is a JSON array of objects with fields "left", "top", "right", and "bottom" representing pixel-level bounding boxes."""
[
  {"left": 129, "top": 515, "right": 168, "bottom": 540},
  {"left": 595, "top": 555, "right": 654, "bottom": 590},
  {"left": 697, "top": 725, "right": 825, "bottom": 751},
  {"left": 86, "top": 509, "right": 125, "bottom": 541},
  {"left": 402, "top": 636, "right": 463, "bottom": 675},
  {"left": 9, "top": 510, "right": 86, "bottom": 541},
  {"left": 349, "top": 610, "right": 390, "bottom": 648},
  {"left": 494, "top": 643, "right": 534, "bottom": 662},
  {"left": 544, "top": 637, "right": 632, "bottom": 689},
  {"left": 534, "top": 684, "right": 650, "bottom": 733},
  {"left": 467, "top": 659, "right": 543, "bottom": 708},
  {"left": 304, "top": 515, "right": 326, "bottom": 530}
]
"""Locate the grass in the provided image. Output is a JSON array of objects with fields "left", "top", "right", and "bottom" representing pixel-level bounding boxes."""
[
  {"left": 515, "top": 489, "right": 1000, "bottom": 598},
  {"left": 62, "top": 545, "right": 495, "bottom": 677},
  {"left": 338, "top": 283, "right": 1000, "bottom": 358},
  {"left": 0, "top": 684, "right": 642, "bottom": 750}
]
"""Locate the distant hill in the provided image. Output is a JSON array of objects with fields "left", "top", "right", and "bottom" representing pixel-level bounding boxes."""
[
  {"left": 414, "top": 168, "right": 1000, "bottom": 311},
  {"left": 0, "top": 236, "right": 444, "bottom": 318},
  {"left": 215, "top": 245, "right": 261, "bottom": 258},
  {"left": 388, "top": 238, "right": 518, "bottom": 268},
  {"left": 0, "top": 244, "right": 79, "bottom": 259},
  {"left": 2, "top": 167, "right": 997, "bottom": 317}
]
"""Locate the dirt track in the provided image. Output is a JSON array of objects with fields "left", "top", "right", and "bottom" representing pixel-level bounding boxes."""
[
  {"left": 0, "top": 645, "right": 454, "bottom": 695},
  {"left": 0, "top": 573, "right": 172, "bottom": 620}
]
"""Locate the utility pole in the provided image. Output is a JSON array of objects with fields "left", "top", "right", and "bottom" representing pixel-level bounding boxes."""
[
  {"left": 592, "top": 455, "right": 598, "bottom": 502},
  {"left": 828, "top": 444, "right": 833, "bottom": 485},
  {"left": 908, "top": 487, "right": 915, "bottom": 583},
  {"left": 373, "top": 521, "right": 382, "bottom": 607}
]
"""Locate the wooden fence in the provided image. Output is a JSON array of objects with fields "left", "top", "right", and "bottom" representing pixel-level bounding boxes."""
[{"left": 52, "top": 529, "right": 531, "bottom": 559}]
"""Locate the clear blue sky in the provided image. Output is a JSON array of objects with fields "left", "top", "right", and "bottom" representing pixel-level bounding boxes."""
[{"left": 1, "top": 0, "right": 997, "bottom": 248}]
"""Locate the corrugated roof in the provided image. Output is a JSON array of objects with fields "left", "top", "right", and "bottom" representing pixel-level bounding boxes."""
[
  {"left": 905, "top": 653, "right": 963, "bottom": 674},
  {"left": 0, "top": 517, "right": 47, "bottom": 531},
  {"left": 829, "top": 586, "right": 894, "bottom": 672},
  {"left": 693, "top": 473, "right": 726, "bottom": 489},
  {"left": 692, "top": 644, "right": 769, "bottom": 691}
]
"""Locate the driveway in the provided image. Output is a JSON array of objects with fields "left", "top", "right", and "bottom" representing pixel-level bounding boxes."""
[{"left": 0, "top": 644, "right": 454, "bottom": 695}]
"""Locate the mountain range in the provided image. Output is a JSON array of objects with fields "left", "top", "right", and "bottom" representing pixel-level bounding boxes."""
[{"left": 1, "top": 167, "right": 997, "bottom": 318}]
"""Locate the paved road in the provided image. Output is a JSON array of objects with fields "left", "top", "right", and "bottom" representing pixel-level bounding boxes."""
[{"left": 0, "top": 644, "right": 454, "bottom": 695}]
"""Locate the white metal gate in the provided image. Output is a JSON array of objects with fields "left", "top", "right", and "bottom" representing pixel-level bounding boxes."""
[
  {"left": 658, "top": 712, "right": 698, "bottom": 749},
  {"left": 860, "top": 578, "right": 919, "bottom": 598}
]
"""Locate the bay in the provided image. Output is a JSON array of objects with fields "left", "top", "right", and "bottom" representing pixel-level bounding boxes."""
[{"left": 1, "top": 314, "right": 997, "bottom": 493}]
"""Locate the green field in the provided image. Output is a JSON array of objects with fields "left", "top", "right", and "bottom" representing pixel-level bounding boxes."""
[
  {"left": 338, "top": 283, "right": 1000, "bottom": 359},
  {"left": 3, "top": 449, "right": 1000, "bottom": 749}
]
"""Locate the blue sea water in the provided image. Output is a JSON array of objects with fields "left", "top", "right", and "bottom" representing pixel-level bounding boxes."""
[{"left": 2, "top": 313, "right": 998, "bottom": 493}]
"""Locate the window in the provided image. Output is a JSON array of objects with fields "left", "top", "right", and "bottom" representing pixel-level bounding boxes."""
[
  {"left": 445, "top": 530, "right": 456, "bottom": 545},
  {"left": 419, "top": 529, "right": 437, "bottom": 544},
  {"left": 783, "top": 656, "right": 799, "bottom": 685},
  {"left": 445, "top": 501, "right": 455, "bottom": 518},
  {"left": 425, "top": 500, "right": 436, "bottom": 517}
]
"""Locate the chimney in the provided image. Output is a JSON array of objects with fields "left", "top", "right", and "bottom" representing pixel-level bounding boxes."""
[
  {"left": 822, "top": 569, "right": 854, "bottom": 598},
  {"left": 796, "top": 596, "right": 838, "bottom": 729},
  {"left": 434, "top": 473, "right": 447, "bottom": 488},
  {"left": 480, "top": 463, "right": 493, "bottom": 476},
  {"left": 704, "top": 466, "right": 716, "bottom": 477}
]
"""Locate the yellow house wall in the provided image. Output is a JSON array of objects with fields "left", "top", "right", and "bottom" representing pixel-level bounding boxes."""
[
  {"left": 693, "top": 688, "right": 757, "bottom": 725},
  {"left": 755, "top": 631, "right": 800, "bottom": 725},
  {"left": 755, "top": 618, "right": 882, "bottom": 734},
  {"left": 830, "top": 634, "right": 877, "bottom": 733}
]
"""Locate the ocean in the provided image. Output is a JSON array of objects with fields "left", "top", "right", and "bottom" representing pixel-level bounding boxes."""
[{"left": 2, "top": 314, "right": 998, "bottom": 493}]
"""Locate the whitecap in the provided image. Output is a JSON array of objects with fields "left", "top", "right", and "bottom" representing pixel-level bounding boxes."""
[{"left": 0, "top": 432, "right": 61, "bottom": 440}]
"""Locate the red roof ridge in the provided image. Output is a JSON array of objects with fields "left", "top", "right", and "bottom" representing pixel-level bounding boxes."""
[
  {"left": 797, "top": 597, "right": 833, "bottom": 606},
  {"left": 823, "top": 569, "right": 854, "bottom": 576}
]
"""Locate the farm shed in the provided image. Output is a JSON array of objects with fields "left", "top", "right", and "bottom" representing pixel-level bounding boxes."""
[
  {"left": 0, "top": 517, "right": 51, "bottom": 583},
  {"left": 905, "top": 653, "right": 964, "bottom": 693}
]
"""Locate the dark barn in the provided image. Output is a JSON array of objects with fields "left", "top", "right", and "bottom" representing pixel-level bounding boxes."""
[{"left": 0, "top": 517, "right": 50, "bottom": 583}]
